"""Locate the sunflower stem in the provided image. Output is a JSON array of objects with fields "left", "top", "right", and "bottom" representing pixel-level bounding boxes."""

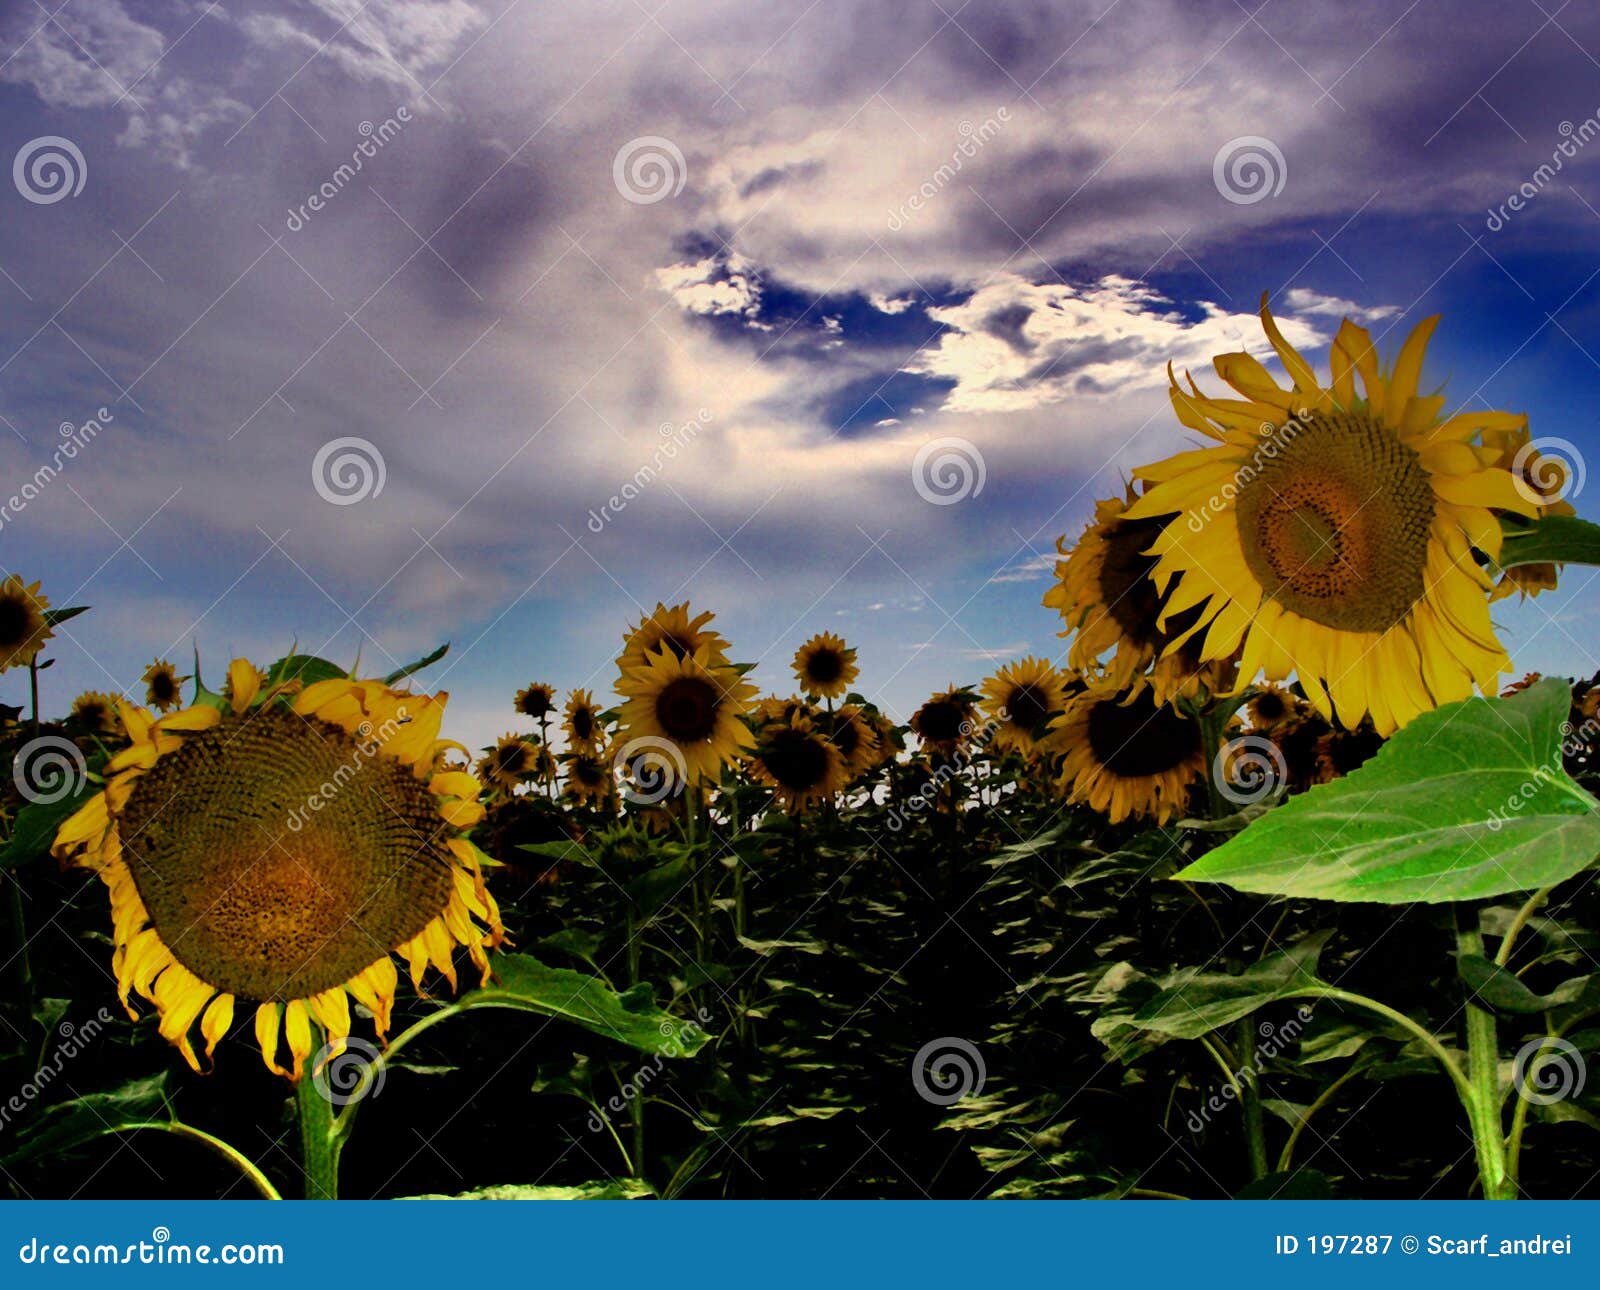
[
  {"left": 1456, "top": 911, "right": 1515, "bottom": 1199},
  {"left": 119, "top": 1121, "right": 282, "bottom": 1200},
  {"left": 295, "top": 1054, "right": 342, "bottom": 1200}
]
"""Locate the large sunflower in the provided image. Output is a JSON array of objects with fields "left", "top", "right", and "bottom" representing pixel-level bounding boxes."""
[
  {"left": 1125, "top": 297, "right": 1539, "bottom": 735},
  {"left": 51, "top": 659, "right": 502, "bottom": 1079},
  {"left": 979, "top": 657, "right": 1074, "bottom": 755},
  {"left": 0, "top": 575, "right": 52, "bottom": 672},
  {"left": 616, "top": 644, "right": 756, "bottom": 785},
  {"left": 1051, "top": 682, "right": 1206, "bottom": 825},
  {"left": 792, "top": 632, "right": 859, "bottom": 701},
  {"left": 749, "top": 713, "right": 847, "bottom": 813},
  {"left": 618, "top": 602, "right": 731, "bottom": 672}
]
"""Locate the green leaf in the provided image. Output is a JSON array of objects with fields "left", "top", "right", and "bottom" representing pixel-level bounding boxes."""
[
  {"left": 1093, "top": 932, "right": 1329, "bottom": 1046},
  {"left": 1498, "top": 513, "right": 1600, "bottom": 569},
  {"left": 2, "top": 779, "right": 98, "bottom": 872},
  {"left": 1457, "top": 954, "right": 1600, "bottom": 1016},
  {"left": 262, "top": 653, "right": 349, "bottom": 689},
  {"left": 383, "top": 643, "right": 449, "bottom": 685},
  {"left": 399, "top": 1179, "right": 653, "bottom": 1200},
  {"left": 455, "top": 953, "right": 710, "bottom": 1057},
  {"left": 1174, "top": 680, "right": 1600, "bottom": 903},
  {"left": 1, "top": 1074, "right": 170, "bottom": 1168},
  {"left": 42, "top": 606, "right": 89, "bottom": 628}
]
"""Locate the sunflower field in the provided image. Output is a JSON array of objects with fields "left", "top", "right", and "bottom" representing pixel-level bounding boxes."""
[{"left": 6, "top": 301, "right": 1600, "bottom": 1202}]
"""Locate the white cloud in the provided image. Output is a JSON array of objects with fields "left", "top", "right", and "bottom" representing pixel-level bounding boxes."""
[
  {"left": 1282, "top": 287, "right": 1399, "bottom": 325},
  {"left": 904, "top": 274, "right": 1326, "bottom": 413}
]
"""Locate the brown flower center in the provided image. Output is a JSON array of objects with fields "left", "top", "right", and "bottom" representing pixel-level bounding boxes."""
[
  {"left": 1234, "top": 413, "right": 1434, "bottom": 633},
  {"left": 655, "top": 676, "right": 719, "bottom": 743},
  {"left": 1085, "top": 690, "right": 1201, "bottom": 777},
  {"left": 117, "top": 705, "right": 454, "bottom": 1002}
]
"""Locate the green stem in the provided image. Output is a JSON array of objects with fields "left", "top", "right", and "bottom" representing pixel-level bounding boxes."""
[
  {"left": 1278, "top": 1059, "right": 1365, "bottom": 1173},
  {"left": 626, "top": 912, "right": 646, "bottom": 1180},
  {"left": 1458, "top": 915, "right": 1514, "bottom": 1199},
  {"left": 118, "top": 1121, "right": 282, "bottom": 1200},
  {"left": 296, "top": 1060, "right": 341, "bottom": 1200},
  {"left": 1495, "top": 887, "right": 1552, "bottom": 967},
  {"left": 1235, "top": 1016, "right": 1269, "bottom": 1182}
]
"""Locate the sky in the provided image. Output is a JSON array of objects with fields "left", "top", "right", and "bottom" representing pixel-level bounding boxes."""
[{"left": 3, "top": 0, "right": 1600, "bottom": 754}]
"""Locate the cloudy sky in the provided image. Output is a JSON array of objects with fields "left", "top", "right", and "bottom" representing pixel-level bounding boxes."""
[{"left": 3, "top": 0, "right": 1600, "bottom": 750}]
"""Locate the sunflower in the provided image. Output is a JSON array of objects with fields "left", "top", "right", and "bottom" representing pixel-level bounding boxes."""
[
  {"left": 514, "top": 682, "right": 556, "bottom": 722},
  {"left": 1043, "top": 490, "right": 1186, "bottom": 681},
  {"left": 1315, "top": 720, "right": 1385, "bottom": 781},
  {"left": 50, "top": 658, "right": 502, "bottom": 1079},
  {"left": 0, "top": 576, "right": 52, "bottom": 672},
  {"left": 1244, "top": 682, "right": 1300, "bottom": 731},
  {"left": 616, "top": 644, "right": 757, "bottom": 785},
  {"left": 979, "top": 657, "right": 1074, "bottom": 755},
  {"left": 1051, "top": 682, "right": 1206, "bottom": 825},
  {"left": 792, "top": 631, "right": 859, "bottom": 701},
  {"left": 564, "top": 751, "right": 613, "bottom": 807},
  {"left": 824, "top": 704, "right": 881, "bottom": 778},
  {"left": 563, "top": 688, "right": 603, "bottom": 750},
  {"left": 141, "top": 658, "right": 186, "bottom": 712},
  {"left": 618, "top": 602, "right": 731, "bottom": 672},
  {"left": 750, "top": 713, "right": 848, "bottom": 813},
  {"left": 862, "top": 709, "right": 903, "bottom": 766},
  {"left": 1484, "top": 426, "right": 1576, "bottom": 601},
  {"left": 479, "top": 733, "right": 540, "bottom": 793},
  {"left": 70, "top": 691, "right": 123, "bottom": 737},
  {"left": 1124, "top": 297, "right": 1539, "bottom": 736},
  {"left": 910, "top": 687, "right": 978, "bottom": 755},
  {"left": 1270, "top": 709, "right": 1334, "bottom": 792}
]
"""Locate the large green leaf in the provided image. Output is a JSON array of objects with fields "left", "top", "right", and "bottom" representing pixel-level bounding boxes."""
[
  {"left": 3, "top": 782, "right": 96, "bottom": 871},
  {"left": 1174, "top": 680, "right": 1600, "bottom": 903},
  {"left": 1498, "top": 513, "right": 1600, "bottom": 569},
  {"left": 454, "top": 953, "right": 710, "bottom": 1057}
]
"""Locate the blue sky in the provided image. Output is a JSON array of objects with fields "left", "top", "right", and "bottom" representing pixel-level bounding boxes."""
[{"left": 2, "top": 0, "right": 1600, "bottom": 752}]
